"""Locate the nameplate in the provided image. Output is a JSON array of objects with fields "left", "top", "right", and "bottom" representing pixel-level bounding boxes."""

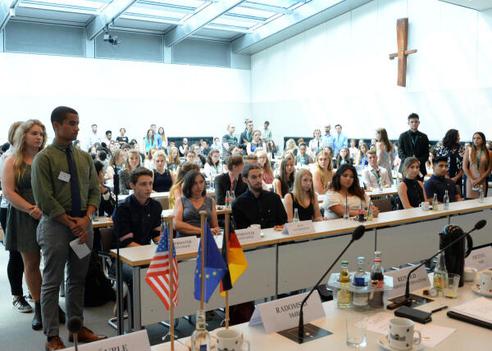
[
  {"left": 282, "top": 220, "right": 315, "bottom": 235},
  {"left": 385, "top": 266, "right": 430, "bottom": 299},
  {"left": 173, "top": 236, "right": 198, "bottom": 255},
  {"left": 249, "top": 290, "right": 324, "bottom": 333},
  {"left": 465, "top": 247, "right": 492, "bottom": 271},
  {"left": 235, "top": 227, "right": 262, "bottom": 244},
  {"left": 61, "top": 330, "right": 150, "bottom": 351}
]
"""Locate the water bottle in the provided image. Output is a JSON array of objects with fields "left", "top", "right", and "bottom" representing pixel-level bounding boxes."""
[
  {"left": 366, "top": 200, "right": 373, "bottom": 221},
  {"left": 369, "top": 252, "right": 384, "bottom": 308},
  {"left": 352, "top": 256, "right": 369, "bottom": 308},
  {"left": 479, "top": 185, "right": 484, "bottom": 203},
  {"left": 337, "top": 260, "right": 352, "bottom": 309},
  {"left": 432, "top": 193, "right": 439, "bottom": 211},
  {"left": 293, "top": 208, "right": 300, "bottom": 223},
  {"left": 443, "top": 190, "right": 450, "bottom": 210}
]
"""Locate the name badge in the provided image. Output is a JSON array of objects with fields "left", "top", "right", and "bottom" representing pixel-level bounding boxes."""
[
  {"left": 58, "top": 171, "right": 71, "bottom": 182},
  {"left": 465, "top": 247, "right": 492, "bottom": 271},
  {"left": 173, "top": 236, "right": 199, "bottom": 255},
  {"left": 282, "top": 220, "right": 315, "bottom": 235},
  {"left": 61, "top": 330, "right": 150, "bottom": 351},
  {"left": 249, "top": 290, "right": 325, "bottom": 333},
  {"left": 235, "top": 227, "right": 261, "bottom": 244},
  {"left": 385, "top": 266, "right": 430, "bottom": 299}
]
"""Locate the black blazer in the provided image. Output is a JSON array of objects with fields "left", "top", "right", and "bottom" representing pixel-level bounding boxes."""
[
  {"left": 398, "top": 130, "right": 430, "bottom": 176},
  {"left": 214, "top": 172, "right": 248, "bottom": 205}
]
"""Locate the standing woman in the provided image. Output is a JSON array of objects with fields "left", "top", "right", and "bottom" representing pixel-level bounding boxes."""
[
  {"left": 375, "top": 128, "right": 395, "bottom": 184},
  {"left": 397, "top": 157, "right": 426, "bottom": 209},
  {"left": 119, "top": 149, "right": 141, "bottom": 195},
  {"left": 255, "top": 149, "right": 274, "bottom": 185},
  {"left": 435, "top": 129, "right": 464, "bottom": 190},
  {"left": 153, "top": 150, "right": 173, "bottom": 192},
  {"left": 463, "top": 132, "right": 492, "bottom": 198},
  {"left": 1, "top": 119, "right": 46, "bottom": 330},
  {"left": 157, "top": 127, "right": 168, "bottom": 150},
  {"left": 273, "top": 155, "right": 295, "bottom": 198},
  {"left": 284, "top": 169, "right": 322, "bottom": 222},
  {"left": 0, "top": 121, "right": 31, "bottom": 313},
  {"left": 143, "top": 129, "right": 157, "bottom": 155},
  {"left": 309, "top": 129, "right": 322, "bottom": 155},
  {"left": 313, "top": 150, "right": 333, "bottom": 195}
]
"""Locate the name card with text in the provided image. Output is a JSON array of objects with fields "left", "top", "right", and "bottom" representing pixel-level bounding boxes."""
[
  {"left": 61, "top": 330, "right": 150, "bottom": 351},
  {"left": 235, "top": 227, "right": 262, "bottom": 244},
  {"left": 173, "top": 236, "right": 198, "bottom": 255},
  {"left": 249, "top": 290, "right": 325, "bottom": 333},
  {"left": 385, "top": 266, "right": 430, "bottom": 298},
  {"left": 465, "top": 246, "right": 492, "bottom": 271},
  {"left": 282, "top": 220, "right": 315, "bottom": 235}
]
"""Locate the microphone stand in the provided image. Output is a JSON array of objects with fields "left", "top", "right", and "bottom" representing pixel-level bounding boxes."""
[
  {"left": 390, "top": 220, "right": 486, "bottom": 309},
  {"left": 113, "top": 169, "right": 124, "bottom": 334},
  {"left": 296, "top": 225, "right": 366, "bottom": 344}
]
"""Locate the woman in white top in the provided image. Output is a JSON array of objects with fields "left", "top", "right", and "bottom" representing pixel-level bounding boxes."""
[
  {"left": 375, "top": 128, "right": 395, "bottom": 183},
  {"left": 323, "top": 164, "right": 379, "bottom": 219},
  {"left": 203, "top": 148, "right": 223, "bottom": 182},
  {"left": 308, "top": 129, "right": 323, "bottom": 155}
]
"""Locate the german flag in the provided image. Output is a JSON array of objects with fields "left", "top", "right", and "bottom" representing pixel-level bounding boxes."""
[{"left": 220, "top": 229, "right": 248, "bottom": 295}]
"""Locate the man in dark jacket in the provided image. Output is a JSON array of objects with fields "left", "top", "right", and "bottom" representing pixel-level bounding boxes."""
[{"left": 398, "top": 113, "right": 430, "bottom": 179}]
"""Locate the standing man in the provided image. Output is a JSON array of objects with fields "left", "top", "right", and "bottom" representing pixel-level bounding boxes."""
[
  {"left": 263, "top": 121, "right": 273, "bottom": 143},
  {"left": 321, "top": 124, "right": 333, "bottom": 150},
  {"left": 222, "top": 124, "right": 238, "bottom": 157},
  {"left": 86, "top": 123, "right": 101, "bottom": 150},
  {"left": 232, "top": 163, "right": 287, "bottom": 229},
  {"left": 150, "top": 123, "right": 162, "bottom": 149},
  {"left": 239, "top": 119, "right": 254, "bottom": 151},
  {"left": 398, "top": 113, "right": 430, "bottom": 178},
  {"left": 32, "top": 106, "right": 105, "bottom": 350},
  {"left": 332, "top": 124, "right": 348, "bottom": 156}
]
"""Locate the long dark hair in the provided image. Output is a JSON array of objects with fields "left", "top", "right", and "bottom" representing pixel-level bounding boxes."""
[
  {"left": 442, "top": 129, "right": 460, "bottom": 149},
  {"left": 182, "top": 170, "right": 206, "bottom": 198},
  {"left": 279, "top": 155, "right": 295, "bottom": 189},
  {"left": 329, "top": 164, "right": 365, "bottom": 200}
]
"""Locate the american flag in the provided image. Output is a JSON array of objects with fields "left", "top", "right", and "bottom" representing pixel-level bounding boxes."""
[{"left": 145, "top": 226, "right": 178, "bottom": 310}]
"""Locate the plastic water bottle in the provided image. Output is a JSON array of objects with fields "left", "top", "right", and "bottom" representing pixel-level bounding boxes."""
[
  {"left": 432, "top": 193, "right": 439, "bottom": 211},
  {"left": 293, "top": 208, "right": 300, "bottom": 223},
  {"left": 443, "top": 190, "right": 450, "bottom": 210},
  {"left": 479, "top": 185, "right": 484, "bottom": 203}
]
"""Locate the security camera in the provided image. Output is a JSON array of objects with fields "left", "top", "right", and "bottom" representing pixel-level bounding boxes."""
[{"left": 103, "top": 33, "right": 120, "bottom": 46}]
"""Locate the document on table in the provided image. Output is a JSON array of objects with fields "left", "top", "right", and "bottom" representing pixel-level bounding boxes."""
[
  {"left": 450, "top": 297, "right": 492, "bottom": 323},
  {"left": 366, "top": 312, "right": 455, "bottom": 348}
]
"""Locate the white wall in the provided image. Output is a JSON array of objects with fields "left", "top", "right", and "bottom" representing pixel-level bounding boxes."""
[
  {"left": 251, "top": 0, "right": 492, "bottom": 142},
  {"left": 0, "top": 53, "right": 251, "bottom": 147}
]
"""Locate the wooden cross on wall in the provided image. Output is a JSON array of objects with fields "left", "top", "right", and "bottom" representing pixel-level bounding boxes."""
[{"left": 389, "top": 18, "right": 417, "bottom": 87}]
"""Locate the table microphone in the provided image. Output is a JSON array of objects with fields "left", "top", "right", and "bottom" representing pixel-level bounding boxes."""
[
  {"left": 297, "top": 225, "right": 366, "bottom": 343},
  {"left": 392, "top": 219, "right": 486, "bottom": 309},
  {"left": 67, "top": 317, "right": 82, "bottom": 351}
]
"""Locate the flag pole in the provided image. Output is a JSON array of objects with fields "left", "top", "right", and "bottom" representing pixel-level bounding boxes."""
[
  {"left": 199, "top": 210, "right": 207, "bottom": 311},
  {"left": 166, "top": 218, "right": 175, "bottom": 351},
  {"left": 224, "top": 209, "right": 231, "bottom": 329}
]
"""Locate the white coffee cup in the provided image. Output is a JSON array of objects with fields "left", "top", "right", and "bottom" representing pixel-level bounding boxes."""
[
  {"left": 419, "top": 201, "right": 430, "bottom": 211},
  {"left": 479, "top": 271, "right": 492, "bottom": 294},
  {"left": 215, "top": 328, "right": 250, "bottom": 351},
  {"left": 463, "top": 267, "right": 478, "bottom": 282},
  {"left": 388, "top": 318, "right": 422, "bottom": 350}
]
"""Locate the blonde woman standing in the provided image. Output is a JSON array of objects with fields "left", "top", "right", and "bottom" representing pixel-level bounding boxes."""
[{"left": 2, "top": 119, "right": 46, "bottom": 330}]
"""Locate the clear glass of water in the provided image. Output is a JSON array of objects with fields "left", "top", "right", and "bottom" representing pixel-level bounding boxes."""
[{"left": 346, "top": 316, "right": 367, "bottom": 349}]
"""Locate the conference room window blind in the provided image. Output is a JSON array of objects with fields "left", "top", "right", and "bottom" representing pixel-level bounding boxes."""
[
  {"left": 172, "top": 39, "right": 231, "bottom": 68},
  {"left": 5, "top": 21, "right": 85, "bottom": 57}
]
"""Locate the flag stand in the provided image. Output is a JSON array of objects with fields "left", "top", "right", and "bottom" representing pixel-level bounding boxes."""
[
  {"left": 199, "top": 211, "right": 207, "bottom": 312},
  {"left": 166, "top": 218, "right": 176, "bottom": 351},
  {"left": 224, "top": 210, "right": 231, "bottom": 329}
]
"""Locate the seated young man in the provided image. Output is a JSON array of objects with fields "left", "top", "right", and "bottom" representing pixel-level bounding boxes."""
[
  {"left": 424, "top": 156, "right": 462, "bottom": 202},
  {"left": 361, "top": 150, "right": 392, "bottom": 189},
  {"left": 112, "top": 167, "right": 163, "bottom": 312},
  {"left": 214, "top": 154, "right": 248, "bottom": 205},
  {"left": 232, "top": 163, "right": 287, "bottom": 229}
]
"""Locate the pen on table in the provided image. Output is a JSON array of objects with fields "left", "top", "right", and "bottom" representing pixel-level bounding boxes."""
[{"left": 431, "top": 305, "right": 448, "bottom": 314}]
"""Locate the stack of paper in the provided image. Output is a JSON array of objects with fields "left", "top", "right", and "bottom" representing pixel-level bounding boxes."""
[{"left": 450, "top": 297, "right": 492, "bottom": 324}]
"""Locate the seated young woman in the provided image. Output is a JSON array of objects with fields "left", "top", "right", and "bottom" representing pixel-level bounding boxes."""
[
  {"left": 255, "top": 149, "right": 274, "bottom": 186},
  {"left": 273, "top": 155, "right": 295, "bottom": 198},
  {"left": 322, "top": 164, "right": 379, "bottom": 219},
  {"left": 313, "top": 150, "right": 333, "bottom": 195},
  {"left": 398, "top": 157, "right": 426, "bottom": 209},
  {"left": 203, "top": 148, "right": 223, "bottom": 182},
  {"left": 284, "top": 169, "right": 322, "bottom": 222},
  {"left": 168, "top": 162, "right": 200, "bottom": 209},
  {"left": 152, "top": 150, "right": 173, "bottom": 192},
  {"left": 174, "top": 171, "right": 220, "bottom": 237},
  {"left": 336, "top": 147, "right": 353, "bottom": 168},
  {"left": 119, "top": 149, "right": 141, "bottom": 195}
]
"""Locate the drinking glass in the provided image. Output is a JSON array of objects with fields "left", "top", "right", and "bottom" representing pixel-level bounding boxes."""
[
  {"left": 346, "top": 316, "right": 367, "bottom": 349},
  {"left": 444, "top": 273, "right": 460, "bottom": 298}
]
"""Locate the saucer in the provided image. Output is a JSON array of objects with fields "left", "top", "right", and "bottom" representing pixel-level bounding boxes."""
[
  {"left": 377, "top": 335, "right": 424, "bottom": 351},
  {"left": 471, "top": 284, "right": 492, "bottom": 298}
]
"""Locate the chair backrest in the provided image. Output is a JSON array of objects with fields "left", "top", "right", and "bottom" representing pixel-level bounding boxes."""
[
  {"left": 99, "top": 228, "right": 114, "bottom": 252},
  {"left": 372, "top": 198, "right": 393, "bottom": 213}
]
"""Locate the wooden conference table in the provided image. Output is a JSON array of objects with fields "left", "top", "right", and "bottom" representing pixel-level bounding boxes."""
[
  {"left": 110, "top": 198, "right": 492, "bottom": 331},
  {"left": 151, "top": 281, "right": 490, "bottom": 351}
]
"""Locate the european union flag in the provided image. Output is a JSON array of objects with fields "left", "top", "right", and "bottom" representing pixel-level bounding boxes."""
[{"left": 194, "top": 224, "right": 227, "bottom": 303}]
